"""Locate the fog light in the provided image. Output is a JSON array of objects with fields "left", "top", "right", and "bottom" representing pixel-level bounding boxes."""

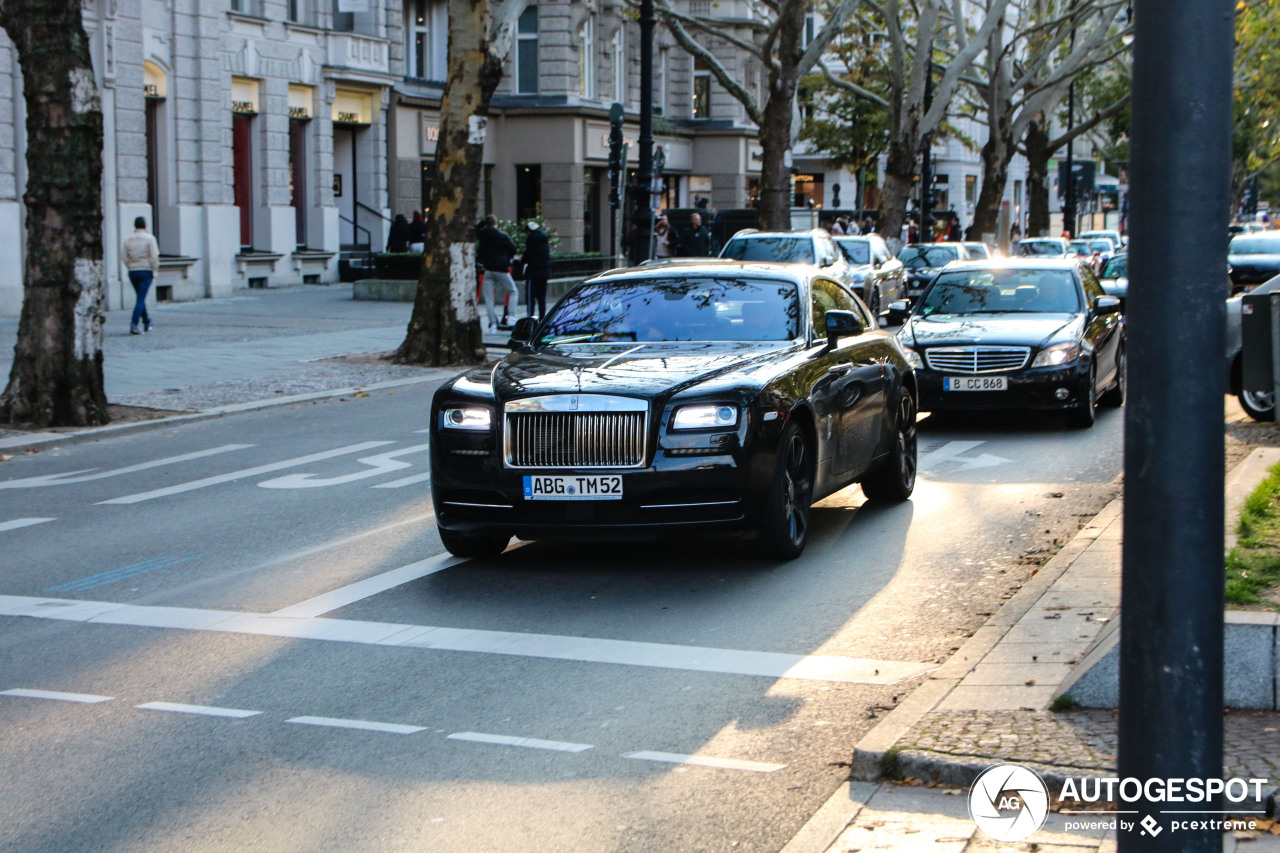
[{"left": 1055, "top": 388, "right": 1070, "bottom": 400}]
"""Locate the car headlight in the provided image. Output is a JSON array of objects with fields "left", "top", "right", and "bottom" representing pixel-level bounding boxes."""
[
  {"left": 901, "top": 346, "right": 923, "bottom": 370},
  {"left": 672, "top": 404, "right": 738, "bottom": 430},
  {"left": 1031, "top": 342, "right": 1081, "bottom": 367},
  {"left": 441, "top": 407, "right": 492, "bottom": 430}
]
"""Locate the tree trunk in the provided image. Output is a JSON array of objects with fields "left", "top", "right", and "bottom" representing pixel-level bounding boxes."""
[
  {"left": 1025, "top": 118, "right": 1052, "bottom": 238},
  {"left": 0, "top": 0, "right": 108, "bottom": 427},
  {"left": 392, "top": 0, "right": 503, "bottom": 366},
  {"left": 756, "top": 92, "right": 795, "bottom": 231},
  {"left": 877, "top": 139, "right": 918, "bottom": 252},
  {"left": 967, "top": 128, "right": 1012, "bottom": 241}
]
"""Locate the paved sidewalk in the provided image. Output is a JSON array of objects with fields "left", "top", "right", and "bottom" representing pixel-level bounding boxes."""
[
  {"left": 800, "top": 452, "right": 1280, "bottom": 852},
  {"left": 0, "top": 284, "right": 507, "bottom": 443}
]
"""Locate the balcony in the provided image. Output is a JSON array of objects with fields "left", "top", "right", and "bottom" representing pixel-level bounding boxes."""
[{"left": 326, "top": 32, "right": 390, "bottom": 76}]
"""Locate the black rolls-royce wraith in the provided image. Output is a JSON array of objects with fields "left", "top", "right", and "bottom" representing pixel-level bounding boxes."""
[{"left": 430, "top": 262, "right": 919, "bottom": 560}]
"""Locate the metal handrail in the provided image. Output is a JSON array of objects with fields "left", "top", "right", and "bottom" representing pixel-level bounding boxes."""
[{"left": 355, "top": 200, "right": 391, "bottom": 223}]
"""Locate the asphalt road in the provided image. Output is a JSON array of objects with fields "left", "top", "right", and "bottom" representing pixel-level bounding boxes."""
[{"left": 0, "top": 385, "right": 1123, "bottom": 852}]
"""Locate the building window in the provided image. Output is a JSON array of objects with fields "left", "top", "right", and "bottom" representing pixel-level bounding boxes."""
[
  {"left": 579, "top": 16, "right": 595, "bottom": 99},
  {"left": 231, "top": 0, "right": 262, "bottom": 15},
  {"left": 965, "top": 174, "right": 977, "bottom": 205},
  {"left": 287, "top": 0, "right": 306, "bottom": 24},
  {"left": 611, "top": 26, "right": 626, "bottom": 106},
  {"left": 692, "top": 56, "right": 710, "bottom": 119},
  {"left": 289, "top": 119, "right": 309, "bottom": 248},
  {"left": 654, "top": 48, "right": 667, "bottom": 115},
  {"left": 232, "top": 113, "right": 255, "bottom": 249},
  {"left": 407, "top": 0, "right": 446, "bottom": 81},
  {"left": 803, "top": 9, "right": 816, "bottom": 47},
  {"left": 516, "top": 6, "right": 539, "bottom": 94},
  {"left": 516, "top": 164, "right": 541, "bottom": 221}
]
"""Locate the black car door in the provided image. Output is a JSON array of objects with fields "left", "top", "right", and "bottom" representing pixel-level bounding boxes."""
[
  {"left": 1078, "top": 265, "right": 1122, "bottom": 390},
  {"left": 811, "top": 279, "right": 888, "bottom": 478}
]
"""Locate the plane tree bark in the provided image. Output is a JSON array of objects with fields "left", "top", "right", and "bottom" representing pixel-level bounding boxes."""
[
  {"left": 0, "top": 0, "right": 108, "bottom": 426},
  {"left": 392, "top": 0, "right": 527, "bottom": 366}
]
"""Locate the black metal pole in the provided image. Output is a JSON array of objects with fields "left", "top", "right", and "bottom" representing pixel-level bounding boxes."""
[
  {"left": 1118, "top": 1, "right": 1232, "bottom": 850},
  {"left": 633, "top": 0, "right": 655, "bottom": 264},
  {"left": 1064, "top": 80, "right": 1076, "bottom": 238}
]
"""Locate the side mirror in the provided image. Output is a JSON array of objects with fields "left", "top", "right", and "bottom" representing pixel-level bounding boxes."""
[
  {"left": 1094, "top": 295, "right": 1122, "bottom": 315},
  {"left": 510, "top": 316, "right": 536, "bottom": 346},
  {"left": 825, "top": 309, "right": 865, "bottom": 345},
  {"left": 887, "top": 300, "right": 911, "bottom": 326}
]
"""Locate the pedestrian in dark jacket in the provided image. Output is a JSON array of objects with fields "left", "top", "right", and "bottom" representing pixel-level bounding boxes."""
[
  {"left": 522, "top": 220, "right": 552, "bottom": 318},
  {"left": 679, "top": 211, "right": 717, "bottom": 257},
  {"left": 387, "top": 214, "right": 410, "bottom": 253},
  {"left": 476, "top": 214, "right": 519, "bottom": 330}
]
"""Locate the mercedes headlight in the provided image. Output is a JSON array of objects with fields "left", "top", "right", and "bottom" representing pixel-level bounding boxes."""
[{"left": 1031, "top": 342, "right": 1081, "bottom": 367}]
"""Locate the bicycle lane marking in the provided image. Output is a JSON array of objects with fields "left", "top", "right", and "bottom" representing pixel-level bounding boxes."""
[
  {"left": 96, "top": 442, "right": 394, "bottom": 505},
  {"left": 0, "top": 445, "right": 255, "bottom": 489}
]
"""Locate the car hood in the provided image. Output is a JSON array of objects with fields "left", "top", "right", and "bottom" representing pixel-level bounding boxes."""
[
  {"left": 485, "top": 341, "right": 797, "bottom": 401},
  {"left": 905, "top": 313, "right": 1081, "bottom": 349}
]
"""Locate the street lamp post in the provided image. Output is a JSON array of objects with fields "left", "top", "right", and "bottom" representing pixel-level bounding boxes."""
[{"left": 631, "top": 0, "right": 656, "bottom": 264}]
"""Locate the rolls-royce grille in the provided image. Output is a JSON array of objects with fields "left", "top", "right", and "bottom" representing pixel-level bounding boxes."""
[
  {"left": 926, "top": 346, "right": 1030, "bottom": 374},
  {"left": 506, "top": 412, "right": 647, "bottom": 468}
]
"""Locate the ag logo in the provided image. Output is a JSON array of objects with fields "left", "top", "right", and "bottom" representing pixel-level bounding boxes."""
[{"left": 969, "top": 764, "right": 1050, "bottom": 842}]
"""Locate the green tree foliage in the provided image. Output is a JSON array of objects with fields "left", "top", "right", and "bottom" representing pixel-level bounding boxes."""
[
  {"left": 1234, "top": 0, "right": 1280, "bottom": 211},
  {"left": 799, "top": 29, "right": 890, "bottom": 182}
]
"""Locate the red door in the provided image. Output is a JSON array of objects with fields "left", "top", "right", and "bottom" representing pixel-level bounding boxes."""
[{"left": 232, "top": 113, "right": 254, "bottom": 249}]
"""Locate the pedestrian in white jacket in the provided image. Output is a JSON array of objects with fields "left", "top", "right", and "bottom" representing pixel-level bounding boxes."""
[{"left": 123, "top": 216, "right": 159, "bottom": 334}]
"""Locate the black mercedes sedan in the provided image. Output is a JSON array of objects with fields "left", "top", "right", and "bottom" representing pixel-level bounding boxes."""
[
  {"left": 430, "top": 262, "right": 919, "bottom": 559},
  {"left": 892, "top": 259, "right": 1124, "bottom": 428}
]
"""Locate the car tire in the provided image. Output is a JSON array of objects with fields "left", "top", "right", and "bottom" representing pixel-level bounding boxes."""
[
  {"left": 760, "top": 421, "right": 813, "bottom": 560},
  {"left": 1065, "top": 366, "right": 1097, "bottom": 429},
  {"left": 1239, "top": 389, "right": 1276, "bottom": 422},
  {"left": 1099, "top": 344, "right": 1125, "bottom": 407},
  {"left": 861, "top": 387, "right": 918, "bottom": 502},
  {"left": 439, "top": 526, "right": 511, "bottom": 558},
  {"left": 867, "top": 287, "right": 881, "bottom": 323}
]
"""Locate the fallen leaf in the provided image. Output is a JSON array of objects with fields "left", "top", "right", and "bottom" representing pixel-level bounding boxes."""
[{"left": 1025, "top": 679, "right": 1037, "bottom": 686}]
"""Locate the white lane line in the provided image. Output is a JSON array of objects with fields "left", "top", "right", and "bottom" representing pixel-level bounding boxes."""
[
  {"left": 0, "top": 594, "right": 935, "bottom": 685},
  {"left": 286, "top": 716, "right": 425, "bottom": 735},
  {"left": 372, "top": 472, "right": 432, "bottom": 489},
  {"left": 0, "top": 445, "right": 255, "bottom": 489},
  {"left": 0, "top": 518, "right": 55, "bottom": 532},
  {"left": 270, "top": 553, "right": 464, "bottom": 618},
  {"left": 622, "top": 751, "right": 786, "bottom": 773},
  {"left": 98, "top": 442, "right": 394, "bottom": 504},
  {"left": 136, "top": 702, "right": 261, "bottom": 719},
  {"left": 447, "top": 731, "right": 594, "bottom": 753},
  {"left": 1, "top": 688, "right": 112, "bottom": 704}
]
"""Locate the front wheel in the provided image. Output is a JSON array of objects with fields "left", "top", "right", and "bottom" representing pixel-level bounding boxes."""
[
  {"left": 439, "top": 526, "right": 511, "bottom": 558},
  {"left": 759, "top": 422, "right": 814, "bottom": 560},
  {"left": 1065, "top": 366, "right": 1097, "bottom": 429},
  {"left": 867, "top": 286, "right": 881, "bottom": 323},
  {"left": 861, "top": 387, "right": 918, "bottom": 501},
  {"left": 1239, "top": 389, "right": 1276, "bottom": 422}
]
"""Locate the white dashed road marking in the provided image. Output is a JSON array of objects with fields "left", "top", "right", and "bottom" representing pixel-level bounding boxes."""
[
  {"left": 447, "top": 732, "right": 594, "bottom": 753},
  {"left": 0, "top": 518, "right": 55, "bottom": 532},
  {"left": 135, "top": 702, "right": 262, "bottom": 718},
  {"left": 270, "top": 553, "right": 463, "bottom": 618},
  {"left": 622, "top": 751, "right": 787, "bottom": 773},
  {"left": 1, "top": 688, "right": 112, "bottom": 704},
  {"left": 286, "top": 716, "right": 426, "bottom": 735}
]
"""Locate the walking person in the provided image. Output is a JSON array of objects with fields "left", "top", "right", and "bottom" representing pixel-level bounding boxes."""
[
  {"left": 475, "top": 214, "right": 518, "bottom": 332},
  {"left": 386, "top": 213, "right": 410, "bottom": 253},
  {"left": 653, "top": 215, "right": 674, "bottom": 259},
  {"left": 407, "top": 211, "right": 426, "bottom": 253},
  {"left": 522, "top": 220, "right": 551, "bottom": 319},
  {"left": 123, "top": 216, "right": 159, "bottom": 335}
]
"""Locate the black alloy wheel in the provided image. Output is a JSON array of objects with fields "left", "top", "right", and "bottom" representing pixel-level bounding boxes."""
[
  {"left": 861, "top": 387, "right": 918, "bottom": 501},
  {"left": 760, "top": 421, "right": 814, "bottom": 559},
  {"left": 438, "top": 526, "right": 512, "bottom": 558},
  {"left": 1065, "top": 366, "right": 1098, "bottom": 429},
  {"left": 867, "top": 286, "right": 881, "bottom": 323},
  {"left": 1099, "top": 344, "right": 1126, "bottom": 408}
]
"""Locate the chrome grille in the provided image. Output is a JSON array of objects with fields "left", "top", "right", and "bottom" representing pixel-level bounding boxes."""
[
  {"left": 925, "top": 346, "right": 1030, "bottom": 374},
  {"left": 505, "top": 395, "right": 648, "bottom": 469}
]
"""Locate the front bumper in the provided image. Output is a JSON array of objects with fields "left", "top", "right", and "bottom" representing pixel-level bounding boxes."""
[
  {"left": 916, "top": 362, "right": 1091, "bottom": 413},
  {"left": 431, "top": 448, "right": 775, "bottom": 541}
]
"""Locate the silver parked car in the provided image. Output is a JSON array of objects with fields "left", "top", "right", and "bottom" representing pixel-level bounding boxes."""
[
  {"left": 834, "top": 234, "right": 907, "bottom": 321},
  {"left": 719, "top": 229, "right": 861, "bottom": 292}
]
